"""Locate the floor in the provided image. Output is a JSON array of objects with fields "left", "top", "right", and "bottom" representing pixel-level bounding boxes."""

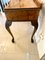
[{"left": 0, "top": 13, "right": 40, "bottom": 60}]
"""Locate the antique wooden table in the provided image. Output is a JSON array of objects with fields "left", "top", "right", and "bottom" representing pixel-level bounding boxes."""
[{"left": 4, "top": 0, "right": 42, "bottom": 43}]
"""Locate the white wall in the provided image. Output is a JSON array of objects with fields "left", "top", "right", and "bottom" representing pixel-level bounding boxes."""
[{"left": 36, "top": 1, "right": 45, "bottom": 59}]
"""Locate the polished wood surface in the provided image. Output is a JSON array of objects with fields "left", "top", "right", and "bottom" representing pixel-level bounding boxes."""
[
  {"left": 4, "top": 9, "right": 40, "bottom": 21},
  {"left": 4, "top": 0, "right": 42, "bottom": 21},
  {"left": 5, "top": 0, "right": 40, "bottom": 9}
]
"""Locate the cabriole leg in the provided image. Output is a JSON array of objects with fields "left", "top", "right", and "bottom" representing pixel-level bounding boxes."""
[
  {"left": 31, "top": 21, "right": 38, "bottom": 43},
  {"left": 5, "top": 20, "right": 15, "bottom": 43}
]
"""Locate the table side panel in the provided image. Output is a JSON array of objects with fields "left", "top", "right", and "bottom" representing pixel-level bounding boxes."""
[{"left": 4, "top": 9, "right": 40, "bottom": 21}]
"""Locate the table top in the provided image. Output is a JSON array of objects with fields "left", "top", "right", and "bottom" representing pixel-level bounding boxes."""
[{"left": 4, "top": 0, "right": 42, "bottom": 10}]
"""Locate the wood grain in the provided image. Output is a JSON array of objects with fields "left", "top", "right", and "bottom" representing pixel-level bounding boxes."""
[{"left": 4, "top": 0, "right": 42, "bottom": 21}]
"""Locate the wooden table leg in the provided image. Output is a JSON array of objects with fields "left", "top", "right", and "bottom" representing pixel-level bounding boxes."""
[
  {"left": 31, "top": 20, "right": 38, "bottom": 43},
  {"left": 5, "top": 20, "right": 15, "bottom": 43},
  {"left": 5, "top": 20, "right": 38, "bottom": 43}
]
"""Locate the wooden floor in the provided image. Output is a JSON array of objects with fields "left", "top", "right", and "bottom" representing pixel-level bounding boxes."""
[{"left": 0, "top": 13, "right": 40, "bottom": 60}]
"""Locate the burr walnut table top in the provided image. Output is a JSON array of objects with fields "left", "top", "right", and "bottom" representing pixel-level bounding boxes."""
[{"left": 4, "top": 0, "right": 41, "bottom": 9}]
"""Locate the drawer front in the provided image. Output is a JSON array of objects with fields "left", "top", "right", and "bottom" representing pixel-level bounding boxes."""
[
  {"left": 5, "top": 9, "right": 39, "bottom": 21},
  {"left": 5, "top": 10, "right": 28, "bottom": 21},
  {"left": 28, "top": 10, "right": 39, "bottom": 20}
]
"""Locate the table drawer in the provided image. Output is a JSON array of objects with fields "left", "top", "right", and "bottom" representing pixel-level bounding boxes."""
[
  {"left": 28, "top": 10, "right": 39, "bottom": 20},
  {"left": 5, "top": 10, "right": 28, "bottom": 21},
  {"left": 5, "top": 9, "right": 39, "bottom": 21}
]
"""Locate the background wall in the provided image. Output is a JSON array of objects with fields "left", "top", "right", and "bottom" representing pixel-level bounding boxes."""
[{"left": 36, "top": 2, "right": 45, "bottom": 59}]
